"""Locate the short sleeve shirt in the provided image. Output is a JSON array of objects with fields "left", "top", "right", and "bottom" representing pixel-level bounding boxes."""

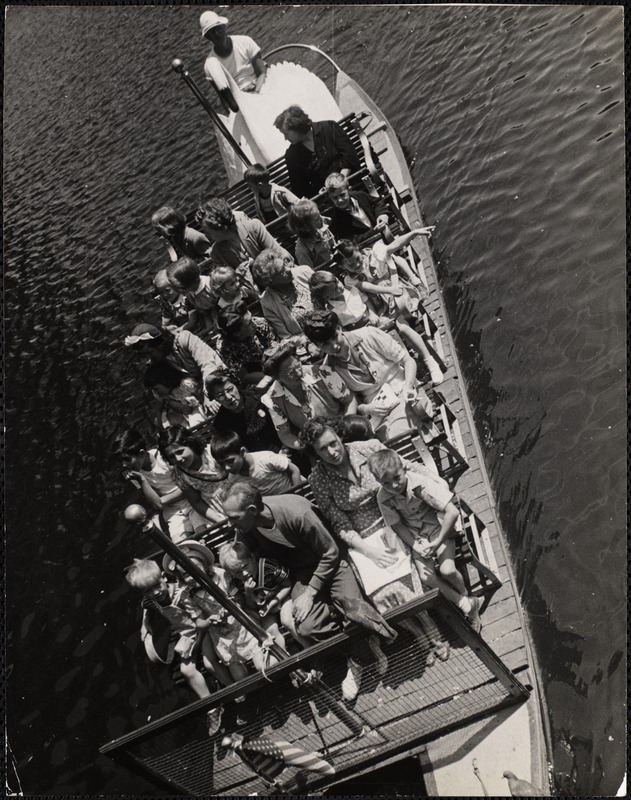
[
  {"left": 140, "top": 449, "right": 180, "bottom": 496},
  {"left": 204, "top": 35, "right": 261, "bottom": 91},
  {"left": 377, "top": 468, "right": 453, "bottom": 541},
  {"left": 247, "top": 451, "right": 293, "bottom": 496}
]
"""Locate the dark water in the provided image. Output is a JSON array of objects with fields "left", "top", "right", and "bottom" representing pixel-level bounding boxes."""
[{"left": 4, "top": 5, "right": 625, "bottom": 795}]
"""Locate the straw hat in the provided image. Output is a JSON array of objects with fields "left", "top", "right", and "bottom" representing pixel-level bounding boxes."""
[
  {"left": 200, "top": 11, "right": 229, "bottom": 37},
  {"left": 162, "top": 540, "right": 215, "bottom": 577},
  {"left": 124, "top": 323, "right": 162, "bottom": 347}
]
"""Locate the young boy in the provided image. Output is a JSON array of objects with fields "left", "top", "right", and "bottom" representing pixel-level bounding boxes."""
[
  {"left": 166, "top": 257, "right": 216, "bottom": 334},
  {"left": 114, "top": 429, "right": 205, "bottom": 542},
  {"left": 125, "top": 557, "right": 218, "bottom": 700},
  {"left": 244, "top": 162, "right": 299, "bottom": 223},
  {"left": 367, "top": 449, "right": 481, "bottom": 632},
  {"left": 210, "top": 430, "right": 303, "bottom": 496}
]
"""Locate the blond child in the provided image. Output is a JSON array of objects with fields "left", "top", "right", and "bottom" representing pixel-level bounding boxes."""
[
  {"left": 367, "top": 448, "right": 481, "bottom": 633},
  {"left": 142, "top": 362, "right": 207, "bottom": 430},
  {"left": 208, "top": 265, "right": 261, "bottom": 320},
  {"left": 164, "top": 544, "right": 277, "bottom": 678},
  {"left": 288, "top": 200, "right": 337, "bottom": 269},
  {"left": 125, "top": 557, "right": 223, "bottom": 700},
  {"left": 219, "top": 541, "right": 309, "bottom": 648},
  {"left": 153, "top": 269, "right": 189, "bottom": 330}
]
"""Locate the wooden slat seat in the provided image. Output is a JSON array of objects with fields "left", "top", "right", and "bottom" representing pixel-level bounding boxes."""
[{"left": 455, "top": 499, "right": 503, "bottom": 609}]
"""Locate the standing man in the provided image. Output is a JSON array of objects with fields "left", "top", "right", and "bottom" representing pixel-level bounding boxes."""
[{"left": 200, "top": 11, "right": 267, "bottom": 94}]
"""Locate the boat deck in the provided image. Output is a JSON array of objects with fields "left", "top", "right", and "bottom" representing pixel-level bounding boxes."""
[{"left": 350, "top": 76, "right": 549, "bottom": 792}]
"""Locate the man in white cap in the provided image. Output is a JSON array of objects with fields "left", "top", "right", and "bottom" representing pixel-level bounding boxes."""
[{"left": 200, "top": 10, "right": 267, "bottom": 93}]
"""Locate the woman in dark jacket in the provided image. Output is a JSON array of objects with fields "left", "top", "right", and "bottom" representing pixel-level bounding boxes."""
[{"left": 274, "top": 105, "right": 360, "bottom": 198}]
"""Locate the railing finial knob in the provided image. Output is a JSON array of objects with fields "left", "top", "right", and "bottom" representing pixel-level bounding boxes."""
[{"left": 124, "top": 504, "right": 149, "bottom": 525}]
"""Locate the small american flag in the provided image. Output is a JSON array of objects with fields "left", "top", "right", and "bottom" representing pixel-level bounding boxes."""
[{"left": 222, "top": 733, "right": 335, "bottom": 778}]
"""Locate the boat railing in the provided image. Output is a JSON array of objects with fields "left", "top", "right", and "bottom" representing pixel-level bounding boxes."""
[{"left": 100, "top": 591, "right": 528, "bottom": 796}]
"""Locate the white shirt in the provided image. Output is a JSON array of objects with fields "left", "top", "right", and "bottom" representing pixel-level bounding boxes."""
[
  {"left": 204, "top": 35, "right": 260, "bottom": 91},
  {"left": 246, "top": 451, "right": 294, "bottom": 497}
]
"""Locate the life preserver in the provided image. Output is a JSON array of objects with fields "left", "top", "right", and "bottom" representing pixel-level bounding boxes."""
[{"left": 206, "top": 57, "right": 240, "bottom": 114}]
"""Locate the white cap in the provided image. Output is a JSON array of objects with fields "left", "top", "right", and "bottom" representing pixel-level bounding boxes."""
[{"left": 200, "top": 10, "right": 229, "bottom": 37}]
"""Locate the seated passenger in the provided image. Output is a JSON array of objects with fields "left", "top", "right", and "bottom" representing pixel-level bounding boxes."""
[
  {"left": 274, "top": 105, "right": 361, "bottom": 198},
  {"left": 251, "top": 250, "right": 314, "bottom": 340},
  {"left": 200, "top": 11, "right": 267, "bottom": 94},
  {"left": 217, "top": 300, "right": 276, "bottom": 386},
  {"left": 143, "top": 362, "right": 207, "bottom": 430},
  {"left": 301, "top": 418, "right": 451, "bottom": 660},
  {"left": 197, "top": 197, "right": 291, "bottom": 269},
  {"left": 368, "top": 448, "right": 481, "bottom": 632},
  {"left": 124, "top": 323, "right": 225, "bottom": 385},
  {"left": 309, "top": 270, "right": 384, "bottom": 329},
  {"left": 153, "top": 269, "right": 189, "bottom": 331},
  {"left": 125, "top": 557, "right": 219, "bottom": 700},
  {"left": 151, "top": 206, "right": 211, "bottom": 261},
  {"left": 209, "top": 265, "right": 261, "bottom": 319},
  {"left": 114, "top": 429, "right": 204, "bottom": 542},
  {"left": 221, "top": 480, "right": 388, "bottom": 700},
  {"left": 167, "top": 539, "right": 278, "bottom": 733},
  {"left": 210, "top": 430, "right": 303, "bottom": 495},
  {"left": 337, "top": 234, "right": 443, "bottom": 385},
  {"left": 324, "top": 173, "right": 390, "bottom": 242},
  {"left": 336, "top": 228, "right": 430, "bottom": 301},
  {"left": 288, "top": 199, "right": 336, "bottom": 269},
  {"left": 220, "top": 540, "right": 306, "bottom": 648},
  {"left": 159, "top": 425, "right": 235, "bottom": 526},
  {"left": 261, "top": 341, "right": 356, "bottom": 451},
  {"left": 166, "top": 257, "right": 216, "bottom": 334},
  {"left": 205, "top": 373, "right": 280, "bottom": 452},
  {"left": 302, "top": 310, "right": 436, "bottom": 443},
  {"left": 169, "top": 542, "right": 278, "bottom": 681},
  {"left": 244, "top": 163, "right": 299, "bottom": 223}
]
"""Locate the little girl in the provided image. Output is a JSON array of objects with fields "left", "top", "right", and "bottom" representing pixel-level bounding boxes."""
[
  {"left": 166, "top": 540, "right": 279, "bottom": 733},
  {"left": 153, "top": 268, "right": 189, "bottom": 331},
  {"left": 219, "top": 541, "right": 307, "bottom": 648},
  {"left": 309, "top": 269, "right": 414, "bottom": 331},
  {"left": 337, "top": 231, "right": 444, "bottom": 385},
  {"left": 288, "top": 200, "right": 337, "bottom": 269},
  {"left": 309, "top": 270, "right": 382, "bottom": 329},
  {"left": 143, "top": 362, "right": 207, "bottom": 429},
  {"left": 166, "top": 543, "right": 278, "bottom": 681},
  {"left": 209, "top": 265, "right": 261, "bottom": 318},
  {"left": 151, "top": 206, "right": 212, "bottom": 261}
]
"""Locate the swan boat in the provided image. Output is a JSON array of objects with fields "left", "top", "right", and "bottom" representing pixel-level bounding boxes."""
[{"left": 100, "top": 45, "right": 552, "bottom": 796}]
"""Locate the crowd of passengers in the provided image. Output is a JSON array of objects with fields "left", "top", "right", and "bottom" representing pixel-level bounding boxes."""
[{"left": 118, "top": 10, "right": 482, "bottom": 735}]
